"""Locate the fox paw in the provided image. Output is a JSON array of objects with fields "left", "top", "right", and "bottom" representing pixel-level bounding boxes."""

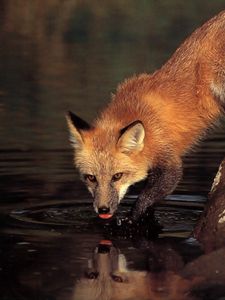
[{"left": 100, "top": 208, "right": 162, "bottom": 239}]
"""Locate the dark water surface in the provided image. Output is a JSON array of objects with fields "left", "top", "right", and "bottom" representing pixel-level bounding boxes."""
[{"left": 1, "top": 1, "right": 225, "bottom": 299}]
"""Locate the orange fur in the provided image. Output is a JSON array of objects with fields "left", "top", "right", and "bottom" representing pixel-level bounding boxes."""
[
  {"left": 96, "top": 11, "right": 225, "bottom": 160},
  {"left": 67, "top": 11, "right": 225, "bottom": 217}
]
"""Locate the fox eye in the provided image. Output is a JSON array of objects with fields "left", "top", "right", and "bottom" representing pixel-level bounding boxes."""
[
  {"left": 112, "top": 172, "right": 123, "bottom": 182},
  {"left": 84, "top": 174, "right": 97, "bottom": 183},
  {"left": 111, "top": 274, "right": 124, "bottom": 282},
  {"left": 85, "top": 271, "right": 99, "bottom": 279}
]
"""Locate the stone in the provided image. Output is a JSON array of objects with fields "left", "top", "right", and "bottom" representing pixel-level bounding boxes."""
[{"left": 194, "top": 158, "right": 225, "bottom": 251}]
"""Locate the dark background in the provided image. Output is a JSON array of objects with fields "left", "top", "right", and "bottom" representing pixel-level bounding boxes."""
[{"left": 0, "top": 0, "right": 225, "bottom": 210}]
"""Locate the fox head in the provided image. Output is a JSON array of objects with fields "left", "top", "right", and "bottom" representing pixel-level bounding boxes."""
[{"left": 66, "top": 111, "right": 149, "bottom": 218}]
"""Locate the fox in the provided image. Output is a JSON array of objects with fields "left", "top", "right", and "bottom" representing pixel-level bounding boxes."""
[{"left": 67, "top": 11, "right": 225, "bottom": 220}]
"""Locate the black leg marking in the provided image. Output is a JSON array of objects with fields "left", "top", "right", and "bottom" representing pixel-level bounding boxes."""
[{"left": 132, "top": 164, "right": 183, "bottom": 220}]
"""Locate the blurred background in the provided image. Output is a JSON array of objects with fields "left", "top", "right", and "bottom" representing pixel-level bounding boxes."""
[{"left": 0, "top": 0, "right": 225, "bottom": 209}]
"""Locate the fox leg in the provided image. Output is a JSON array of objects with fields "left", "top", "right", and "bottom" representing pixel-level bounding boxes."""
[{"left": 132, "top": 163, "right": 182, "bottom": 220}]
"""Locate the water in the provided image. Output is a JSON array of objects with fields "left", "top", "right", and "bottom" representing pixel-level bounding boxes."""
[{"left": 1, "top": 1, "right": 225, "bottom": 299}]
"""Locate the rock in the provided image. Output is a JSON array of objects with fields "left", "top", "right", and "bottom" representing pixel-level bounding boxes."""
[
  {"left": 194, "top": 158, "right": 225, "bottom": 251},
  {"left": 182, "top": 248, "right": 225, "bottom": 299}
]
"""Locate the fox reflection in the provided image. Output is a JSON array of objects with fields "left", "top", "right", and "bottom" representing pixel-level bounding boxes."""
[{"left": 73, "top": 241, "right": 197, "bottom": 300}]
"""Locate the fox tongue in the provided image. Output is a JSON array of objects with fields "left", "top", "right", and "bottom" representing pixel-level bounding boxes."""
[
  {"left": 99, "top": 240, "right": 112, "bottom": 246},
  {"left": 98, "top": 214, "right": 113, "bottom": 219}
]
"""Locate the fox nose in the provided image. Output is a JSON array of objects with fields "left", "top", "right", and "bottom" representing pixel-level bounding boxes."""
[
  {"left": 98, "top": 206, "right": 110, "bottom": 214},
  {"left": 98, "top": 244, "right": 111, "bottom": 254}
]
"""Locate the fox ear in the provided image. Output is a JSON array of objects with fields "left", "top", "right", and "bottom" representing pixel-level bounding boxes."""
[
  {"left": 66, "top": 111, "right": 91, "bottom": 149},
  {"left": 117, "top": 121, "right": 145, "bottom": 154}
]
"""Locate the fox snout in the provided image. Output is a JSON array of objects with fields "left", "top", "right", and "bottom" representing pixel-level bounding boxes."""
[
  {"left": 97, "top": 206, "right": 113, "bottom": 219},
  {"left": 93, "top": 187, "right": 120, "bottom": 219},
  {"left": 97, "top": 240, "right": 112, "bottom": 253}
]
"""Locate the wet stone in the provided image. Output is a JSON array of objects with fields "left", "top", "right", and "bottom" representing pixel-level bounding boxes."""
[{"left": 194, "top": 157, "right": 225, "bottom": 251}]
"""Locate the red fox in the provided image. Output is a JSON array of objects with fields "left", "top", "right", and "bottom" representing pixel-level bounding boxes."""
[{"left": 67, "top": 11, "right": 225, "bottom": 220}]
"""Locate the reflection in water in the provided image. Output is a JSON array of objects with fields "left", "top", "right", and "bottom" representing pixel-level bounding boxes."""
[
  {"left": 74, "top": 241, "right": 185, "bottom": 300},
  {"left": 1, "top": 230, "right": 225, "bottom": 300},
  {"left": 74, "top": 241, "right": 225, "bottom": 300}
]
